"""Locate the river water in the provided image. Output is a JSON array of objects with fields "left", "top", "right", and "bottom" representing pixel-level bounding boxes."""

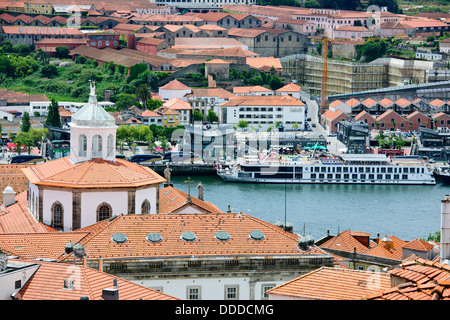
[{"left": 170, "top": 175, "right": 448, "bottom": 241}]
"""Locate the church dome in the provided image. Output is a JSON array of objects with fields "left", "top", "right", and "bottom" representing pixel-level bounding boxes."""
[{"left": 70, "top": 82, "right": 116, "bottom": 128}]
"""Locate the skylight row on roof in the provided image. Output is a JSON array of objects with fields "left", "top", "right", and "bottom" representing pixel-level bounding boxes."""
[{"left": 110, "top": 230, "right": 265, "bottom": 244}]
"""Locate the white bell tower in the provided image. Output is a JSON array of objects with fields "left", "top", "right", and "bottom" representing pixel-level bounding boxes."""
[
  {"left": 69, "top": 81, "right": 118, "bottom": 164},
  {"left": 441, "top": 194, "right": 450, "bottom": 264}
]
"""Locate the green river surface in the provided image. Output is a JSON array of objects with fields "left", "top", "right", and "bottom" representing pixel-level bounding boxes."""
[{"left": 170, "top": 175, "right": 448, "bottom": 241}]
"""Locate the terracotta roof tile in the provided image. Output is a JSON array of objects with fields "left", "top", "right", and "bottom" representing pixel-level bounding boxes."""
[
  {"left": 267, "top": 267, "right": 391, "bottom": 300},
  {"left": 22, "top": 157, "right": 166, "bottom": 189},
  {"left": 159, "top": 186, "right": 222, "bottom": 214},
  {"left": 53, "top": 213, "right": 326, "bottom": 261},
  {"left": 319, "top": 229, "right": 373, "bottom": 253},
  {"left": 159, "top": 79, "right": 191, "bottom": 91},
  {"left": 221, "top": 95, "right": 304, "bottom": 107},
  {"left": 18, "top": 260, "right": 179, "bottom": 300},
  {"left": 0, "top": 191, "right": 50, "bottom": 234}
]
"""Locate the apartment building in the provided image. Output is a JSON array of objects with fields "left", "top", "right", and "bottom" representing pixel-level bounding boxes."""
[{"left": 220, "top": 95, "right": 306, "bottom": 130}]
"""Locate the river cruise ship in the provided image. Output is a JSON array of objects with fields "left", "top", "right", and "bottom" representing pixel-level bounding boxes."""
[{"left": 217, "top": 153, "right": 436, "bottom": 185}]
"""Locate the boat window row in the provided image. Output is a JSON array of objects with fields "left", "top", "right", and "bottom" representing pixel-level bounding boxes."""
[
  {"left": 306, "top": 166, "right": 425, "bottom": 174},
  {"left": 305, "top": 173, "right": 410, "bottom": 180}
]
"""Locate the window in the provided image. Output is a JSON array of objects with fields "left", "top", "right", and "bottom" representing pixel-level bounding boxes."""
[
  {"left": 225, "top": 286, "right": 239, "bottom": 300},
  {"left": 97, "top": 203, "right": 112, "bottom": 222},
  {"left": 79, "top": 134, "right": 87, "bottom": 157},
  {"left": 51, "top": 202, "right": 64, "bottom": 230},
  {"left": 141, "top": 199, "right": 151, "bottom": 214},
  {"left": 262, "top": 284, "right": 275, "bottom": 300},
  {"left": 187, "top": 286, "right": 201, "bottom": 300},
  {"left": 92, "top": 134, "right": 102, "bottom": 158},
  {"left": 107, "top": 134, "right": 114, "bottom": 157}
]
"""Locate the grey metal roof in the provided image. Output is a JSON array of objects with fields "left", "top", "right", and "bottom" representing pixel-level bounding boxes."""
[{"left": 71, "top": 86, "right": 116, "bottom": 128}]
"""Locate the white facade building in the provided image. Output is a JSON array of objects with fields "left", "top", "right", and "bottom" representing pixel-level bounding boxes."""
[
  {"left": 221, "top": 95, "right": 306, "bottom": 130},
  {"left": 158, "top": 79, "right": 192, "bottom": 101}
]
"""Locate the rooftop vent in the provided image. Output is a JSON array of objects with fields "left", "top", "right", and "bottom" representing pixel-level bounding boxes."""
[
  {"left": 111, "top": 233, "right": 128, "bottom": 244},
  {"left": 249, "top": 230, "right": 265, "bottom": 241},
  {"left": 64, "top": 241, "right": 74, "bottom": 254},
  {"left": 146, "top": 233, "right": 163, "bottom": 243},
  {"left": 181, "top": 231, "right": 197, "bottom": 242},
  {"left": 215, "top": 231, "right": 231, "bottom": 241},
  {"left": 102, "top": 288, "right": 119, "bottom": 300}
]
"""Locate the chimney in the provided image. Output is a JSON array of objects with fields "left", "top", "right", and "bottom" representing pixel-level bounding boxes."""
[
  {"left": 3, "top": 186, "right": 16, "bottom": 207},
  {"left": 441, "top": 195, "right": 450, "bottom": 264},
  {"left": 102, "top": 288, "right": 119, "bottom": 300},
  {"left": 98, "top": 257, "right": 103, "bottom": 272}
]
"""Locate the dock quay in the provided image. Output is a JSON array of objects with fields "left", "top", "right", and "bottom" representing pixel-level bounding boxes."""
[{"left": 141, "top": 162, "right": 217, "bottom": 176}]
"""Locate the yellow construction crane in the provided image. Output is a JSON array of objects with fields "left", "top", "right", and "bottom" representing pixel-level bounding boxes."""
[{"left": 319, "top": 37, "right": 331, "bottom": 114}]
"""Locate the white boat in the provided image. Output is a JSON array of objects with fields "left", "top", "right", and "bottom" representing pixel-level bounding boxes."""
[{"left": 217, "top": 153, "right": 436, "bottom": 185}]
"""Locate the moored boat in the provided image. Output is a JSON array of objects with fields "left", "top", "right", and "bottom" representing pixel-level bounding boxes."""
[{"left": 217, "top": 152, "right": 436, "bottom": 185}]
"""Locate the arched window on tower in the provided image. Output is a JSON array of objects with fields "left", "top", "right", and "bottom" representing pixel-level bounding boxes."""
[
  {"left": 51, "top": 202, "right": 64, "bottom": 230},
  {"left": 97, "top": 202, "right": 112, "bottom": 222},
  {"left": 141, "top": 199, "right": 151, "bottom": 214},
  {"left": 107, "top": 134, "right": 114, "bottom": 157},
  {"left": 92, "top": 134, "right": 103, "bottom": 158},
  {"left": 79, "top": 134, "right": 87, "bottom": 157}
]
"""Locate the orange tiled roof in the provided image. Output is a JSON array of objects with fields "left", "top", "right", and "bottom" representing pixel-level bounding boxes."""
[
  {"left": 395, "top": 98, "right": 412, "bottom": 108},
  {"left": 329, "top": 100, "right": 344, "bottom": 108},
  {"left": 159, "top": 79, "right": 191, "bottom": 91},
  {"left": 321, "top": 109, "right": 345, "bottom": 121},
  {"left": 276, "top": 82, "right": 301, "bottom": 92},
  {"left": 361, "top": 98, "right": 377, "bottom": 107},
  {"left": 163, "top": 97, "right": 191, "bottom": 110},
  {"left": 185, "top": 88, "right": 235, "bottom": 99},
  {"left": 378, "top": 98, "right": 394, "bottom": 108},
  {"left": 22, "top": 157, "right": 166, "bottom": 189},
  {"left": 367, "top": 258, "right": 450, "bottom": 300},
  {"left": 430, "top": 98, "right": 446, "bottom": 107},
  {"left": 376, "top": 109, "right": 406, "bottom": 122},
  {"left": 0, "top": 231, "right": 89, "bottom": 259},
  {"left": 364, "top": 236, "right": 407, "bottom": 260},
  {"left": 221, "top": 95, "right": 304, "bottom": 107},
  {"left": 320, "top": 229, "right": 374, "bottom": 253},
  {"left": 18, "top": 260, "right": 179, "bottom": 300},
  {"left": 159, "top": 186, "right": 222, "bottom": 214},
  {"left": 354, "top": 110, "right": 374, "bottom": 121},
  {"left": 402, "top": 238, "right": 435, "bottom": 252},
  {"left": 0, "top": 191, "right": 51, "bottom": 234},
  {"left": 267, "top": 266, "right": 391, "bottom": 300},
  {"left": 246, "top": 57, "right": 282, "bottom": 70},
  {"left": 345, "top": 98, "right": 360, "bottom": 107},
  {"left": 55, "top": 213, "right": 326, "bottom": 260},
  {"left": 140, "top": 110, "right": 161, "bottom": 117},
  {"left": 233, "top": 85, "right": 272, "bottom": 94}
]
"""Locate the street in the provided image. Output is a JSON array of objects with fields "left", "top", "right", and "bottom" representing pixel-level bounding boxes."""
[{"left": 299, "top": 91, "right": 346, "bottom": 155}]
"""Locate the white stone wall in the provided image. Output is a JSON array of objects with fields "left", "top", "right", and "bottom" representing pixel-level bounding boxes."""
[
  {"left": 135, "top": 187, "right": 158, "bottom": 215},
  {"left": 42, "top": 188, "right": 73, "bottom": 231},
  {"left": 80, "top": 191, "right": 128, "bottom": 227}
]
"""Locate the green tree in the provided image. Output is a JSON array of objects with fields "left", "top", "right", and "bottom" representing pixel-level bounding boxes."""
[
  {"left": 46, "top": 99, "right": 62, "bottom": 128},
  {"left": 206, "top": 109, "right": 219, "bottom": 123},
  {"left": 14, "top": 131, "right": 34, "bottom": 154},
  {"left": 41, "top": 64, "right": 58, "bottom": 78},
  {"left": 55, "top": 46, "right": 70, "bottom": 59},
  {"left": 75, "top": 55, "right": 87, "bottom": 64},
  {"left": 12, "top": 44, "right": 31, "bottom": 55},
  {"left": 116, "top": 93, "right": 137, "bottom": 110},
  {"left": 193, "top": 110, "right": 204, "bottom": 122},
  {"left": 36, "top": 48, "right": 49, "bottom": 65},
  {"left": 135, "top": 84, "right": 152, "bottom": 107},
  {"left": 21, "top": 112, "right": 31, "bottom": 133},
  {"left": 237, "top": 120, "right": 249, "bottom": 129}
]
